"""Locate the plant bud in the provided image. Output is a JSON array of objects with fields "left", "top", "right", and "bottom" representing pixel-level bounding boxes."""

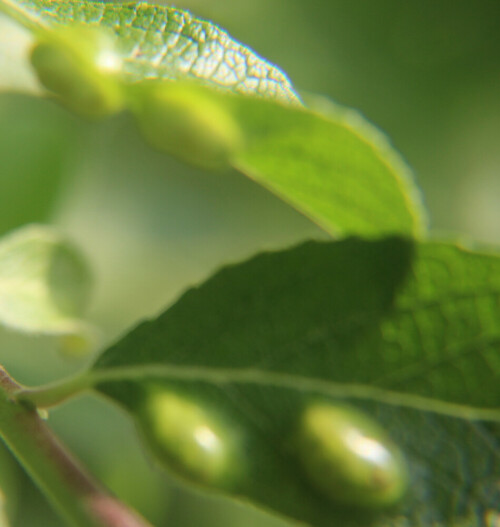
[
  {"left": 30, "top": 26, "right": 124, "bottom": 118},
  {"left": 133, "top": 83, "right": 243, "bottom": 171},
  {"left": 136, "top": 387, "right": 240, "bottom": 489},
  {"left": 296, "top": 403, "right": 408, "bottom": 508}
]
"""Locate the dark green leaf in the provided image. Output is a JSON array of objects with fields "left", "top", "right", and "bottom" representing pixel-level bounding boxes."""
[
  {"left": 91, "top": 238, "right": 500, "bottom": 526},
  {"left": 373, "top": 242, "right": 500, "bottom": 408},
  {"left": 0, "top": 94, "right": 76, "bottom": 234}
]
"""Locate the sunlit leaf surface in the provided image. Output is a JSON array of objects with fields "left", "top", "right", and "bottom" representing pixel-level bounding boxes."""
[{"left": 0, "top": 0, "right": 300, "bottom": 104}]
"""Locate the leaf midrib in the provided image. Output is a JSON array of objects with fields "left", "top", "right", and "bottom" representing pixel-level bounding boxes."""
[{"left": 88, "top": 363, "right": 500, "bottom": 422}]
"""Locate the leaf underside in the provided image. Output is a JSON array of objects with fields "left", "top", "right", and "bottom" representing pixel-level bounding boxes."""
[
  {"left": 94, "top": 238, "right": 500, "bottom": 527},
  {"left": 1, "top": 0, "right": 300, "bottom": 104},
  {"left": 231, "top": 96, "right": 424, "bottom": 237},
  {"left": 0, "top": 0, "right": 425, "bottom": 238}
]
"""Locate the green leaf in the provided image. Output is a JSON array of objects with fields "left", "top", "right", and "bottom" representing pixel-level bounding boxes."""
[
  {"left": 230, "top": 95, "right": 425, "bottom": 237},
  {"left": 130, "top": 80, "right": 424, "bottom": 236},
  {"left": 0, "top": 0, "right": 425, "bottom": 237},
  {"left": 0, "top": 0, "right": 300, "bottom": 104},
  {"left": 128, "top": 80, "right": 424, "bottom": 236},
  {"left": 87, "top": 238, "right": 500, "bottom": 526},
  {"left": 0, "top": 94, "right": 77, "bottom": 234},
  {"left": 373, "top": 242, "right": 500, "bottom": 409},
  {"left": 0, "top": 224, "right": 96, "bottom": 355},
  {"left": 0, "top": 495, "right": 10, "bottom": 527}
]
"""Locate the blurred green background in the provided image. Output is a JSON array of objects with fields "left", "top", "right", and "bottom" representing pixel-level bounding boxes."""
[{"left": 0, "top": 1, "right": 499, "bottom": 525}]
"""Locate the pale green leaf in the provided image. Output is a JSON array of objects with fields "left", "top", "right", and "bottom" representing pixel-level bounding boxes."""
[
  {"left": 0, "top": 224, "right": 95, "bottom": 355},
  {"left": 0, "top": 494, "right": 11, "bottom": 527},
  {"left": 0, "top": 0, "right": 300, "bottom": 104},
  {"left": 0, "top": 0, "right": 425, "bottom": 237},
  {"left": 0, "top": 14, "right": 40, "bottom": 94},
  {"left": 0, "top": 445, "right": 17, "bottom": 527},
  {"left": 230, "top": 94, "right": 425, "bottom": 237},
  {"left": 129, "top": 82, "right": 424, "bottom": 236}
]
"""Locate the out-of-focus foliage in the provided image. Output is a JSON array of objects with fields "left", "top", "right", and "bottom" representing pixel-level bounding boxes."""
[
  {"left": 0, "top": 225, "right": 94, "bottom": 352},
  {"left": 0, "top": 1, "right": 499, "bottom": 526}
]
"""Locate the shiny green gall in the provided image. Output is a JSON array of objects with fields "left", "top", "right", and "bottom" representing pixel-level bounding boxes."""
[
  {"left": 132, "top": 83, "right": 243, "bottom": 171},
  {"left": 30, "top": 26, "right": 124, "bottom": 118},
  {"left": 296, "top": 403, "right": 408, "bottom": 508},
  {"left": 136, "top": 388, "right": 240, "bottom": 488}
]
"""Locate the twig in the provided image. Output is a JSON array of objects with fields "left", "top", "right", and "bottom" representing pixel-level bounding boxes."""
[{"left": 0, "top": 365, "right": 153, "bottom": 527}]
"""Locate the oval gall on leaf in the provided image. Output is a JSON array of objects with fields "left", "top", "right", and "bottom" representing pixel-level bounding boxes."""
[
  {"left": 296, "top": 403, "right": 408, "bottom": 509},
  {"left": 132, "top": 83, "right": 243, "bottom": 171},
  {"left": 136, "top": 387, "right": 241, "bottom": 489},
  {"left": 30, "top": 26, "right": 124, "bottom": 118}
]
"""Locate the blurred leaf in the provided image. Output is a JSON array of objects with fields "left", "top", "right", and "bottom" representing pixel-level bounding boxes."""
[
  {"left": 0, "top": 0, "right": 299, "bottom": 104},
  {"left": 231, "top": 94, "right": 424, "bottom": 237},
  {"left": 0, "top": 496, "right": 11, "bottom": 527},
  {"left": 0, "top": 94, "right": 77, "bottom": 236},
  {"left": 90, "top": 237, "right": 500, "bottom": 526},
  {"left": 0, "top": 445, "right": 18, "bottom": 525},
  {"left": 0, "top": 15, "right": 39, "bottom": 94},
  {"left": 0, "top": 224, "right": 95, "bottom": 355}
]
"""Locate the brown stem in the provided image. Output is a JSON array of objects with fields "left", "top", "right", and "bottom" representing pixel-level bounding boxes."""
[{"left": 0, "top": 365, "right": 153, "bottom": 527}]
